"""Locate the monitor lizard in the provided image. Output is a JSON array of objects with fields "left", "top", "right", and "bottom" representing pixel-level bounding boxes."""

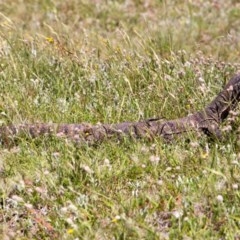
[{"left": 1, "top": 73, "right": 240, "bottom": 145}]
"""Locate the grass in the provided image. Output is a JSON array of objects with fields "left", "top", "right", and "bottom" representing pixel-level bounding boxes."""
[{"left": 1, "top": 0, "right": 240, "bottom": 239}]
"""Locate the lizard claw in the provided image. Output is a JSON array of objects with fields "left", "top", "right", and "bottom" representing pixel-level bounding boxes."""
[{"left": 201, "top": 124, "right": 222, "bottom": 140}]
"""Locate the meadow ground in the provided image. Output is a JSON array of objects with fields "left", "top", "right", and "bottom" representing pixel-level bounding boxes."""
[{"left": 1, "top": 1, "right": 240, "bottom": 239}]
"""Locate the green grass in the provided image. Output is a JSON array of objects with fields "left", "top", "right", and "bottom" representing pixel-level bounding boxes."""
[{"left": 1, "top": 1, "right": 240, "bottom": 239}]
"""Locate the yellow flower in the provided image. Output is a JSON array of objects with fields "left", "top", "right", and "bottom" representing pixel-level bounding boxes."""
[
  {"left": 67, "top": 228, "right": 74, "bottom": 234},
  {"left": 201, "top": 152, "right": 208, "bottom": 159},
  {"left": 46, "top": 37, "right": 54, "bottom": 44}
]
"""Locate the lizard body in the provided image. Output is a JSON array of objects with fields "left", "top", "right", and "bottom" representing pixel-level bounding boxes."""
[{"left": 0, "top": 73, "right": 240, "bottom": 145}]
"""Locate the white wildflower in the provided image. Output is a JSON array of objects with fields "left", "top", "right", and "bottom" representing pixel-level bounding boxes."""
[
  {"left": 172, "top": 210, "right": 183, "bottom": 219},
  {"left": 157, "top": 179, "right": 163, "bottom": 186},
  {"left": 232, "top": 183, "right": 238, "bottom": 190},
  {"left": 216, "top": 195, "right": 223, "bottom": 202},
  {"left": 149, "top": 155, "right": 160, "bottom": 164}
]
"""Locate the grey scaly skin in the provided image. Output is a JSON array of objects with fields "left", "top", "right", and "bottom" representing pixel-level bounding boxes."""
[
  {"left": 0, "top": 73, "right": 240, "bottom": 145},
  {"left": 148, "top": 73, "right": 240, "bottom": 141}
]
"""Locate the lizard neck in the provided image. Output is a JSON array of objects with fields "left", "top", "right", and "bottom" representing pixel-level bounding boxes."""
[{"left": 204, "top": 74, "right": 240, "bottom": 123}]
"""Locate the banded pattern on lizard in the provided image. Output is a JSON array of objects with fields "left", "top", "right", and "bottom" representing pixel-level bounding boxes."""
[{"left": 0, "top": 73, "right": 240, "bottom": 145}]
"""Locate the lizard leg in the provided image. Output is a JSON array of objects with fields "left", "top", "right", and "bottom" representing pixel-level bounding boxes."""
[{"left": 201, "top": 123, "right": 222, "bottom": 140}]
